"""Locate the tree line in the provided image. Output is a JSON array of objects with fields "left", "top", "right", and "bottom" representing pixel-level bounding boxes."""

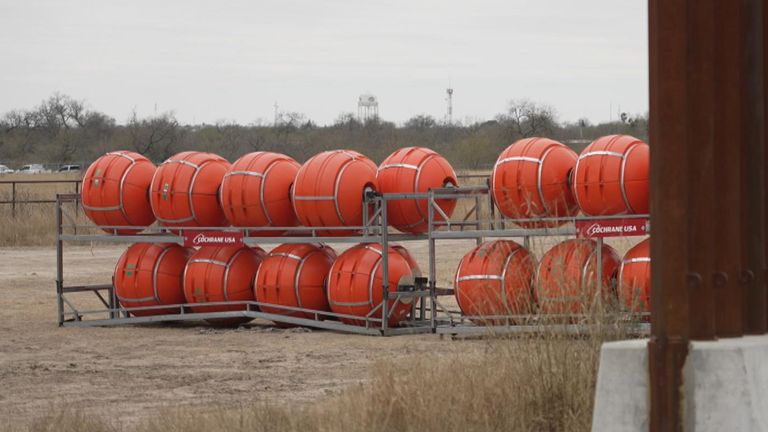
[{"left": 0, "top": 93, "right": 648, "bottom": 169}]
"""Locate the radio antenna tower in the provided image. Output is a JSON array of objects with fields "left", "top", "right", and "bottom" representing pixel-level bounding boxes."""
[
  {"left": 273, "top": 101, "right": 280, "bottom": 126},
  {"left": 446, "top": 85, "right": 454, "bottom": 124}
]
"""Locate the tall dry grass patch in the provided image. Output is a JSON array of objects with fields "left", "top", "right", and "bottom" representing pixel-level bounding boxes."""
[
  {"left": 12, "top": 324, "right": 632, "bottom": 432},
  {"left": 0, "top": 173, "right": 82, "bottom": 246}
]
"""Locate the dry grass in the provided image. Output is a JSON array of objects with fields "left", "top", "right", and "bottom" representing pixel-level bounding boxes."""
[
  {"left": 5, "top": 324, "right": 628, "bottom": 432},
  {"left": 0, "top": 173, "right": 82, "bottom": 246}
]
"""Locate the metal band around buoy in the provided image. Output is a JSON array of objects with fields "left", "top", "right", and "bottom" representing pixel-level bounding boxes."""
[
  {"left": 187, "top": 250, "right": 246, "bottom": 302},
  {"left": 328, "top": 246, "right": 385, "bottom": 308},
  {"left": 81, "top": 152, "right": 137, "bottom": 224},
  {"left": 619, "top": 144, "right": 641, "bottom": 213},
  {"left": 493, "top": 153, "right": 554, "bottom": 217},
  {"left": 271, "top": 252, "right": 303, "bottom": 261},
  {"left": 454, "top": 246, "right": 520, "bottom": 308},
  {"left": 293, "top": 250, "right": 319, "bottom": 309},
  {"left": 378, "top": 163, "right": 419, "bottom": 170},
  {"left": 150, "top": 246, "right": 172, "bottom": 304},
  {"left": 456, "top": 275, "right": 505, "bottom": 281},
  {"left": 623, "top": 257, "right": 651, "bottom": 264},
  {"left": 222, "top": 166, "right": 275, "bottom": 225},
  {"left": 617, "top": 256, "right": 650, "bottom": 289},
  {"left": 574, "top": 149, "right": 630, "bottom": 214},
  {"left": 379, "top": 160, "right": 425, "bottom": 228},
  {"left": 116, "top": 245, "right": 163, "bottom": 303},
  {"left": 292, "top": 151, "right": 372, "bottom": 226},
  {"left": 533, "top": 245, "right": 593, "bottom": 304},
  {"left": 332, "top": 158, "right": 357, "bottom": 225},
  {"left": 380, "top": 154, "right": 457, "bottom": 229},
  {"left": 536, "top": 148, "right": 556, "bottom": 215},
  {"left": 151, "top": 158, "right": 203, "bottom": 224},
  {"left": 254, "top": 249, "right": 312, "bottom": 309},
  {"left": 259, "top": 163, "right": 278, "bottom": 225},
  {"left": 499, "top": 247, "right": 521, "bottom": 308},
  {"left": 495, "top": 156, "right": 542, "bottom": 165}
]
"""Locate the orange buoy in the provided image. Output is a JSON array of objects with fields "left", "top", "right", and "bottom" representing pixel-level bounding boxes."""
[
  {"left": 491, "top": 137, "right": 578, "bottom": 227},
  {"left": 454, "top": 240, "right": 536, "bottom": 325},
  {"left": 183, "top": 245, "right": 265, "bottom": 326},
  {"left": 150, "top": 151, "right": 231, "bottom": 229},
  {"left": 220, "top": 152, "right": 301, "bottom": 234},
  {"left": 327, "top": 243, "right": 419, "bottom": 326},
  {"left": 392, "top": 244, "right": 421, "bottom": 275},
  {"left": 572, "top": 135, "right": 649, "bottom": 215},
  {"left": 254, "top": 243, "right": 336, "bottom": 321},
  {"left": 114, "top": 243, "right": 194, "bottom": 316},
  {"left": 377, "top": 147, "right": 458, "bottom": 233},
  {"left": 82, "top": 151, "right": 156, "bottom": 234},
  {"left": 291, "top": 150, "right": 378, "bottom": 235},
  {"left": 536, "top": 239, "right": 620, "bottom": 315},
  {"left": 618, "top": 238, "right": 651, "bottom": 313}
]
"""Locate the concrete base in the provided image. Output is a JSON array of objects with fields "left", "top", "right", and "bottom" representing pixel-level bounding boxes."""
[{"left": 592, "top": 335, "right": 768, "bottom": 432}]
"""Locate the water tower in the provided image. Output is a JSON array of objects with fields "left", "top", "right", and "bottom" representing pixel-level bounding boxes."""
[{"left": 357, "top": 94, "right": 379, "bottom": 121}]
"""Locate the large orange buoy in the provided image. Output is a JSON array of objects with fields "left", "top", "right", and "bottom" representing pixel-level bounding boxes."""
[
  {"left": 536, "top": 239, "right": 620, "bottom": 315},
  {"left": 618, "top": 238, "right": 651, "bottom": 313},
  {"left": 254, "top": 243, "right": 336, "bottom": 321},
  {"left": 114, "top": 243, "right": 194, "bottom": 316},
  {"left": 491, "top": 137, "right": 579, "bottom": 227},
  {"left": 327, "top": 243, "right": 419, "bottom": 326},
  {"left": 454, "top": 240, "right": 536, "bottom": 325},
  {"left": 377, "top": 147, "right": 458, "bottom": 233},
  {"left": 291, "top": 150, "right": 378, "bottom": 235},
  {"left": 183, "top": 245, "right": 265, "bottom": 326},
  {"left": 572, "top": 135, "right": 649, "bottom": 215},
  {"left": 82, "top": 151, "right": 156, "bottom": 234},
  {"left": 220, "top": 152, "right": 301, "bottom": 234},
  {"left": 150, "top": 151, "right": 231, "bottom": 229}
]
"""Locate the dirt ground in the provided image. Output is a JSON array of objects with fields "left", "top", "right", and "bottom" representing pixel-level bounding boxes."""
[
  {"left": 0, "top": 234, "right": 639, "bottom": 428},
  {"left": 0, "top": 240, "right": 487, "bottom": 429}
]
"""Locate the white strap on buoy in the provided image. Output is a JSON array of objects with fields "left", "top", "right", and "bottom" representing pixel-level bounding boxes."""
[
  {"left": 574, "top": 139, "right": 642, "bottom": 214},
  {"left": 221, "top": 156, "right": 281, "bottom": 226},
  {"left": 82, "top": 152, "right": 138, "bottom": 224},
  {"left": 150, "top": 158, "right": 205, "bottom": 224},
  {"left": 187, "top": 249, "right": 249, "bottom": 302}
]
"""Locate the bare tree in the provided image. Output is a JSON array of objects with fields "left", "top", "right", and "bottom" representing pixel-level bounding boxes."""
[
  {"left": 405, "top": 114, "right": 437, "bottom": 129},
  {"left": 127, "top": 111, "right": 180, "bottom": 160},
  {"left": 497, "top": 99, "right": 557, "bottom": 139}
]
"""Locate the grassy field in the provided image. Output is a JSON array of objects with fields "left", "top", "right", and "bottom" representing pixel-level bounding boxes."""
[
  {"left": 0, "top": 171, "right": 643, "bottom": 432},
  {"left": 10, "top": 332, "right": 617, "bottom": 432},
  {"left": 0, "top": 173, "right": 83, "bottom": 246}
]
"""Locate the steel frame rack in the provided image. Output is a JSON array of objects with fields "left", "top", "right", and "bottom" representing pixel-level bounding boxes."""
[
  {"left": 55, "top": 183, "right": 650, "bottom": 337},
  {"left": 423, "top": 186, "right": 651, "bottom": 337}
]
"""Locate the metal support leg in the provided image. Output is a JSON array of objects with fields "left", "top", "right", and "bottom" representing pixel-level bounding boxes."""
[
  {"left": 595, "top": 237, "right": 604, "bottom": 318},
  {"left": 381, "top": 199, "right": 390, "bottom": 335},
  {"left": 428, "top": 191, "right": 437, "bottom": 332},
  {"left": 56, "top": 195, "right": 64, "bottom": 326},
  {"left": 11, "top": 182, "right": 16, "bottom": 218}
]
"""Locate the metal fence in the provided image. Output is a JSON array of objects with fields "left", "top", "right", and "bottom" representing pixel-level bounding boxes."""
[
  {"left": 0, "top": 174, "right": 491, "bottom": 219},
  {"left": 0, "top": 179, "right": 82, "bottom": 217}
]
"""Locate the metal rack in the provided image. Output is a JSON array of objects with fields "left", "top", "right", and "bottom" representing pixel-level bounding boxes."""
[{"left": 55, "top": 183, "right": 650, "bottom": 337}]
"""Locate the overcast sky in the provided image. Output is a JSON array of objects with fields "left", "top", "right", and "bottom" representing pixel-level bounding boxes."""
[{"left": 0, "top": 0, "right": 647, "bottom": 126}]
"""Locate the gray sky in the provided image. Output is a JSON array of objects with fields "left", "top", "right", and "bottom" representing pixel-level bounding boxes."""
[{"left": 0, "top": 0, "right": 648, "bottom": 126}]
